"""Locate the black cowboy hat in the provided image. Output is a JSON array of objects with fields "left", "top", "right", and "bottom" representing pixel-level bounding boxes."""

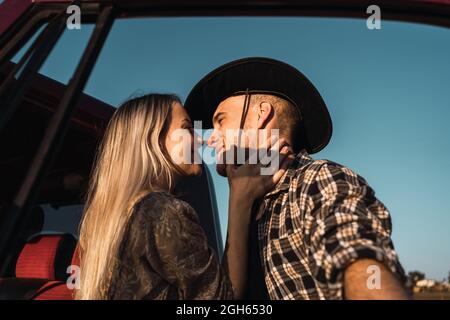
[{"left": 184, "top": 57, "right": 332, "bottom": 154}]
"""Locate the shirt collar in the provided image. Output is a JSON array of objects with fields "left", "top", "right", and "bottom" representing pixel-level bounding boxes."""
[{"left": 264, "top": 149, "right": 313, "bottom": 198}]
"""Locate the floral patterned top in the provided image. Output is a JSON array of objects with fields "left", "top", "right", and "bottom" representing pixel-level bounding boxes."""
[{"left": 108, "top": 191, "right": 233, "bottom": 300}]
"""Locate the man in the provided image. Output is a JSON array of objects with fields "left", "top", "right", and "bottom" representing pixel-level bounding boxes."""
[{"left": 185, "top": 57, "right": 409, "bottom": 300}]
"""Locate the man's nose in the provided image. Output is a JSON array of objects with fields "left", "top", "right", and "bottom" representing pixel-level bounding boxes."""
[{"left": 207, "top": 130, "right": 219, "bottom": 147}]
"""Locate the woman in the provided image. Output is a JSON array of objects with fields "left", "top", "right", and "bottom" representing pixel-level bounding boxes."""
[{"left": 75, "top": 93, "right": 292, "bottom": 300}]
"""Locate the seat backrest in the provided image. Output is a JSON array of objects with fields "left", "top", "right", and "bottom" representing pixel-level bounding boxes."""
[
  {"left": 32, "top": 243, "right": 80, "bottom": 300},
  {"left": 16, "top": 234, "right": 77, "bottom": 281},
  {"left": 0, "top": 234, "right": 77, "bottom": 300},
  {"left": 30, "top": 239, "right": 80, "bottom": 300}
]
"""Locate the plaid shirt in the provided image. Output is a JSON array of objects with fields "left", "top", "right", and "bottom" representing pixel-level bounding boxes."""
[{"left": 255, "top": 149, "right": 406, "bottom": 299}]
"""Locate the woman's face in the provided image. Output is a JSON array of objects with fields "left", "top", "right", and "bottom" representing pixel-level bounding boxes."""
[{"left": 164, "top": 102, "right": 203, "bottom": 177}]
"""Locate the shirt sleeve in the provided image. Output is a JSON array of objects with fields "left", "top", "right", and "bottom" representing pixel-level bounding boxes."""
[
  {"left": 304, "top": 162, "right": 406, "bottom": 299},
  {"left": 138, "top": 193, "right": 234, "bottom": 300}
]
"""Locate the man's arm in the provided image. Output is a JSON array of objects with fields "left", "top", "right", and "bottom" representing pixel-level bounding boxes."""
[
  {"left": 344, "top": 259, "right": 410, "bottom": 299},
  {"left": 304, "top": 162, "right": 409, "bottom": 299}
]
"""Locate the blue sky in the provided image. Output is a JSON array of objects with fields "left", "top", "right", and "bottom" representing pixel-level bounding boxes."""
[{"left": 16, "top": 16, "right": 450, "bottom": 280}]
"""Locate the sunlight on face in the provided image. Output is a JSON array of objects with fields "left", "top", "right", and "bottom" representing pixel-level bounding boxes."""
[{"left": 165, "top": 102, "right": 203, "bottom": 177}]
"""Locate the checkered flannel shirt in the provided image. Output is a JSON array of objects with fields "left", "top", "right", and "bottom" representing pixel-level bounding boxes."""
[{"left": 256, "top": 149, "right": 406, "bottom": 299}]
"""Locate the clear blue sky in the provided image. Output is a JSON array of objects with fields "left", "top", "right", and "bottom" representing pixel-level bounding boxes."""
[{"left": 16, "top": 16, "right": 450, "bottom": 281}]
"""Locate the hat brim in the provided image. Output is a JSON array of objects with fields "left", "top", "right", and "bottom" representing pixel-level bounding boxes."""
[{"left": 184, "top": 57, "right": 332, "bottom": 154}]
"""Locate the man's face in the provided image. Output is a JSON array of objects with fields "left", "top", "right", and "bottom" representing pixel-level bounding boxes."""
[{"left": 207, "top": 95, "right": 256, "bottom": 176}]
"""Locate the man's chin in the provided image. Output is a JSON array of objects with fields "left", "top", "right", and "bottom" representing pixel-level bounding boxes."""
[{"left": 216, "top": 164, "right": 227, "bottom": 177}]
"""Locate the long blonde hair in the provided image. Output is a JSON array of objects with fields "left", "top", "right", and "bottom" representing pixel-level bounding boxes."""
[{"left": 76, "top": 94, "right": 182, "bottom": 300}]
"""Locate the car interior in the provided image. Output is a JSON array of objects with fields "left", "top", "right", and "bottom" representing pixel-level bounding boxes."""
[{"left": 0, "top": 60, "right": 222, "bottom": 299}]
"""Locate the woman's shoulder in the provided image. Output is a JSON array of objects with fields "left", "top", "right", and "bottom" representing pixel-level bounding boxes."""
[{"left": 132, "top": 191, "right": 198, "bottom": 222}]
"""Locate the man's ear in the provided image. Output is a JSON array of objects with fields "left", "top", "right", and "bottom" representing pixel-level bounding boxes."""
[{"left": 257, "top": 102, "right": 274, "bottom": 129}]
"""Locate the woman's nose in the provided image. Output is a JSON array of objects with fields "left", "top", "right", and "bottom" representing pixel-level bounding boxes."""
[{"left": 195, "top": 132, "right": 204, "bottom": 145}]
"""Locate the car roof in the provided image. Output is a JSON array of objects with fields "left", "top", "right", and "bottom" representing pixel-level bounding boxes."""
[{"left": 1, "top": 0, "right": 450, "bottom": 36}]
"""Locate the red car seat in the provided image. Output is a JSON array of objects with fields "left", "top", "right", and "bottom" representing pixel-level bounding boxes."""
[{"left": 0, "top": 234, "right": 77, "bottom": 300}]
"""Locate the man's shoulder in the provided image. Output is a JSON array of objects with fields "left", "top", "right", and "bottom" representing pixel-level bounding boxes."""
[
  {"left": 294, "top": 157, "right": 346, "bottom": 175},
  {"left": 292, "top": 157, "right": 367, "bottom": 186}
]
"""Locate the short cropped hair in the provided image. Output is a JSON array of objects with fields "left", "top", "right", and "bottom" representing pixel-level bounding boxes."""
[{"left": 250, "top": 94, "right": 303, "bottom": 151}]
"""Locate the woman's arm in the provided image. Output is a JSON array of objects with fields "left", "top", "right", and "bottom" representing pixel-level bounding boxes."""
[
  {"left": 221, "top": 195, "right": 253, "bottom": 299},
  {"left": 139, "top": 193, "right": 234, "bottom": 299},
  {"left": 222, "top": 141, "right": 294, "bottom": 299}
]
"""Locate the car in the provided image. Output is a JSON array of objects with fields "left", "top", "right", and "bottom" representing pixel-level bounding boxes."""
[{"left": 0, "top": 0, "right": 449, "bottom": 300}]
